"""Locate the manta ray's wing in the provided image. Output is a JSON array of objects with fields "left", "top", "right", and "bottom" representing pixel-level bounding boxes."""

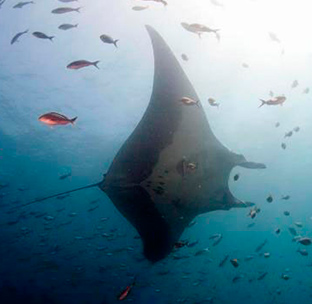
[{"left": 99, "top": 25, "right": 265, "bottom": 262}]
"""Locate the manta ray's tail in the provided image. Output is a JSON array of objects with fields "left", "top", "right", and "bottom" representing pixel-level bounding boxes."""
[{"left": 10, "top": 182, "right": 101, "bottom": 210}]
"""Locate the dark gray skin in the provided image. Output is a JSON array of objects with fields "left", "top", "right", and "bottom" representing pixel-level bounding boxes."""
[
  {"left": 16, "top": 25, "right": 266, "bottom": 263},
  {"left": 99, "top": 25, "right": 266, "bottom": 262}
]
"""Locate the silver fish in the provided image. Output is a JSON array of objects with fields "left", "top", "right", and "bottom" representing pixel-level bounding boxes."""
[
  {"left": 58, "top": 23, "right": 78, "bottom": 30},
  {"left": 51, "top": 7, "right": 80, "bottom": 14},
  {"left": 100, "top": 34, "right": 119, "bottom": 47}
]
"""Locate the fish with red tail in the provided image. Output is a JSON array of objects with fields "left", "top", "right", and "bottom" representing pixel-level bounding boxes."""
[
  {"left": 117, "top": 277, "right": 136, "bottom": 301},
  {"left": 39, "top": 112, "right": 77, "bottom": 126},
  {"left": 67, "top": 60, "right": 99, "bottom": 70}
]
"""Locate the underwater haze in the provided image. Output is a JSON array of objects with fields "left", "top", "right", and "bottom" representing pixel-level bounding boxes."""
[{"left": 1, "top": 0, "right": 312, "bottom": 303}]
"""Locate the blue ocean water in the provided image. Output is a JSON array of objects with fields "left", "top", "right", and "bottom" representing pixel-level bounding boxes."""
[{"left": 1, "top": 0, "right": 312, "bottom": 303}]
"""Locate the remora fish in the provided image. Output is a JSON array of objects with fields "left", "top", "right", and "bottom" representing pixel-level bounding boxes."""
[
  {"left": 11, "top": 29, "right": 28, "bottom": 45},
  {"left": 51, "top": 7, "right": 80, "bottom": 14}
]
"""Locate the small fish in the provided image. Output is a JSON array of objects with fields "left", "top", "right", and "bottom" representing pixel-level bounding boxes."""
[
  {"left": 33, "top": 32, "right": 54, "bottom": 41},
  {"left": 186, "top": 161, "right": 197, "bottom": 170},
  {"left": 88, "top": 206, "right": 99, "bottom": 212},
  {"left": 257, "top": 272, "right": 268, "bottom": 281},
  {"left": 117, "top": 278, "right": 136, "bottom": 300},
  {"left": 194, "top": 248, "right": 209, "bottom": 256},
  {"left": 264, "top": 252, "right": 270, "bottom": 258},
  {"left": 284, "top": 131, "right": 293, "bottom": 138},
  {"left": 268, "top": 32, "right": 281, "bottom": 43},
  {"left": 13, "top": 1, "right": 34, "bottom": 8},
  {"left": 281, "top": 274, "right": 289, "bottom": 280},
  {"left": 291, "top": 80, "right": 299, "bottom": 88},
  {"left": 11, "top": 29, "right": 28, "bottom": 45},
  {"left": 232, "top": 275, "right": 243, "bottom": 283},
  {"left": 297, "top": 237, "right": 312, "bottom": 246},
  {"left": 275, "top": 122, "right": 280, "bottom": 128},
  {"left": 208, "top": 98, "right": 219, "bottom": 107},
  {"left": 255, "top": 239, "right": 267, "bottom": 252},
  {"left": 181, "top": 22, "right": 220, "bottom": 40},
  {"left": 100, "top": 34, "right": 119, "bottom": 47},
  {"left": 59, "top": 172, "right": 71, "bottom": 180},
  {"left": 297, "top": 249, "right": 308, "bottom": 256},
  {"left": 303, "top": 87, "right": 310, "bottom": 94},
  {"left": 281, "top": 143, "right": 287, "bottom": 150},
  {"left": 233, "top": 174, "right": 239, "bottom": 181},
  {"left": 219, "top": 255, "right": 229, "bottom": 267},
  {"left": 179, "top": 97, "right": 200, "bottom": 107},
  {"left": 230, "top": 258, "right": 239, "bottom": 268},
  {"left": 275, "top": 228, "right": 281, "bottom": 234},
  {"left": 132, "top": 6, "right": 149, "bottom": 11},
  {"left": 293, "top": 126, "right": 300, "bottom": 132},
  {"left": 51, "top": 7, "right": 80, "bottom": 14},
  {"left": 244, "top": 255, "right": 254, "bottom": 262},
  {"left": 209, "top": 233, "right": 221, "bottom": 240},
  {"left": 187, "top": 220, "right": 196, "bottom": 228},
  {"left": 248, "top": 206, "right": 260, "bottom": 219},
  {"left": 259, "top": 96, "right": 286, "bottom": 107},
  {"left": 294, "top": 222, "right": 303, "bottom": 228},
  {"left": 283, "top": 211, "right": 290, "bottom": 216},
  {"left": 181, "top": 54, "right": 188, "bottom": 61},
  {"left": 281, "top": 195, "right": 290, "bottom": 200},
  {"left": 242, "top": 63, "right": 249, "bottom": 68},
  {"left": 288, "top": 227, "right": 297, "bottom": 236},
  {"left": 67, "top": 60, "right": 99, "bottom": 70},
  {"left": 212, "top": 235, "right": 223, "bottom": 246},
  {"left": 266, "top": 195, "right": 273, "bottom": 203},
  {"left": 187, "top": 240, "right": 199, "bottom": 248},
  {"left": 39, "top": 112, "right": 77, "bottom": 126},
  {"left": 247, "top": 222, "right": 255, "bottom": 228},
  {"left": 58, "top": 23, "right": 78, "bottom": 30}
]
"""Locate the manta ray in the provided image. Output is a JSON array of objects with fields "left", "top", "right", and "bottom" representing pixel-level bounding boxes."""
[{"left": 21, "top": 25, "right": 265, "bottom": 262}]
